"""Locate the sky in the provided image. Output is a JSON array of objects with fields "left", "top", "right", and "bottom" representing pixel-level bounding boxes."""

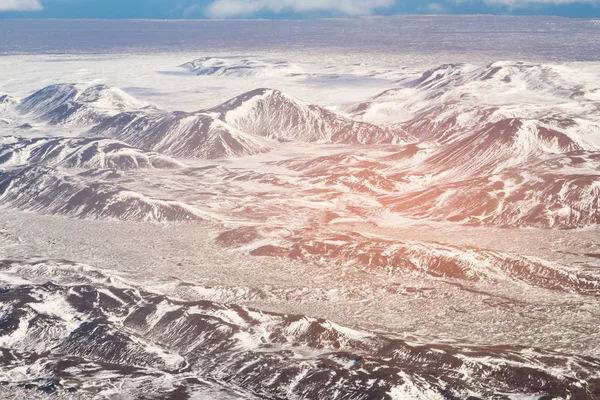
[{"left": 0, "top": 0, "right": 599, "bottom": 19}]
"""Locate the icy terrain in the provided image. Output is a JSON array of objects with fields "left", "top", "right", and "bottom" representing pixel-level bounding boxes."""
[{"left": 0, "top": 16, "right": 600, "bottom": 400}]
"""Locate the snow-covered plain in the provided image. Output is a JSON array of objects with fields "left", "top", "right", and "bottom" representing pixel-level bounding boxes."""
[{"left": 1, "top": 16, "right": 600, "bottom": 399}]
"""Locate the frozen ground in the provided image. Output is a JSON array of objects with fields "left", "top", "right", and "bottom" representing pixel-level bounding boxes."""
[
  {"left": 1, "top": 16, "right": 600, "bottom": 399},
  {"left": 1, "top": 209, "right": 600, "bottom": 358},
  {"left": 2, "top": 16, "right": 600, "bottom": 62}
]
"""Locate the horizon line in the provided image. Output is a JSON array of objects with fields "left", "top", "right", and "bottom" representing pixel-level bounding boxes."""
[{"left": 0, "top": 14, "right": 597, "bottom": 22}]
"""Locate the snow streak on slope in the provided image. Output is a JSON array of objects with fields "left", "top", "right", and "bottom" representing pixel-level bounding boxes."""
[
  {"left": 420, "top": 118, "right": 588, "bottom": 181},
  {"left": 210, "top": 89, "right": 411, "bottom": 144},
  {"left": 0, "top": 166, "right": 204, "bottom": 222},
  {"left": 16, "top": 84, "right": 148, "bottom": 127},
  {"left": 90, "top": 110, "right": 275, "bottom": 159},
  {"left": 0, "top": 136, "right": 182, "bottom": 170},
  {"left": 235, "top": 229, "right": 600, "bottom": 295},
  {"left": 382, "top": 153, "right": 600, "bottom": 229}
]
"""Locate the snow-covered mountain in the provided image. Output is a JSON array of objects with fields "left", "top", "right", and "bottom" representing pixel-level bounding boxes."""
[
  {"left": 382, "top": 151, "right": 600, "bottom": 229},
  {"left": 0, "top": 136, "right": 182, "bottom": 170},
  {"left": 4, "top": 84, "right": 415, "bottom": 161},
  {"left": 181, "top": 56, "right": 305, "bottom": 77},
  {"left": 420, "top": 117, "right": 589, "bottom": 180},
  {"left": 1, "top": 259, "right": 598, "bottom": 399},
  {"left": 401, "top": 61, "right": 591, "bottom": 98},
  {"left": 317, "top": 61, "right": 600, "bottom": 229},
  {"left": 16, "top": 84, "right": 148, "bottom": 127},
  {"left": 210, "top": 88, "right": 410, "bottom": 144},
  {"left": 270, "top": 152, "right": 401, "bottom": 194},
  {"left": 3, "top": 69, "right": 595, "bottom": 229},
  {"left": 0, "top": 166, "right": 203, "bottom": 222},
  {"left": 0, "top": 95, "right": 22, "bottom": 130},
  {"left": 1, "top": 84, "right": 280, "bottom": 160},
  {"left": 0, "top": 94, "right": 17, "bottom": 114},
  {"left": 89, "top": 110, "right": 275, "bottom": 159},
  {"left": 348, "top": 61, "right": 600, "bottom": 145},
  {"left": 88, "top": 87, "right": 411, "bottom": 159},
  {"left": 4, "top": 24, "right": 600, "bottom": 400}
]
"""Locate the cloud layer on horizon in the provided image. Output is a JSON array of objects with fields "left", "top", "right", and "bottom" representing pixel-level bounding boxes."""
[
  {"left": 0, "top": 0, "right": 43, "bottom": 11},
  {"left": 484, "top": 0, "right": 600, "bottom": 4},
  {"left": 205, "top": 0, "right": 396, "bottom": 18},
  {"left": 203, "top": 0, "right": 600, "bottom": 17},
  {"left": 1, "top": 0, "right": 600, "bottom": 17}
]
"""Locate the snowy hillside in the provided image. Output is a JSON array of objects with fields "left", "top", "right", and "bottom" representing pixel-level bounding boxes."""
[
  {"left": 16, "top": 84, "right": 148, "bottom": 127},
  {"left": 0, "top": 136, "right": 182, "bottom": 170},
  {"left": 0, "top": 166, "right": 203, "bottom": 222},
  {"left": 382, "top": 154, "right": 600, "bottom": 229},
  {"left": 89, "top": 110, "right": 276, "bottom": 159},
  {"left": 181, "top": 56, "right": 305, "bottom": 77},
  {"left": 211, "top": 88, "right": 410, "bottom": 144},
  {"left": 1, "top": 260, "right": 599, "bottom": 399}
]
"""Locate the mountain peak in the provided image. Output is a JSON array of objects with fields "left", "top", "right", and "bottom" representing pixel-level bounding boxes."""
[{"left": 210, "top": 88, "right": 407, "bottom": 144}]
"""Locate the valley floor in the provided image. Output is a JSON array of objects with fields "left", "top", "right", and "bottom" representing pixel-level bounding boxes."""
[{"left": 2, "top": 208, "right": 599, "bottom": 359}]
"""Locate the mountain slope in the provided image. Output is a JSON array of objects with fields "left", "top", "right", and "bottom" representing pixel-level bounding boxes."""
[
  {"left": 0, "top": 136, "right": 182, "bottom": 170},
  {"left": 420, "top": 118, "right": 588, "bottom": 180},
  {"left": 242, "top": 229, "right": 600, "bottom": 294},
  {"left": 1, "top": 260, "right": 599, "bottom": 399},
  {"left": 181, "top": 56, "right": 305, "bottom": 77},
  {"left": 0, "top": 166, "right": 203, "bottom": 222},
  {"left": 16, "top": 84, "right": 148, "bottom": 127},
  {"left": 89, "top": 110, "right": 275, "bottom": 159},
  {"left": 382, "top": 152, "right": 600, "bottom": 229},
  {"left": 209, "top": 88, "right": 409, "bottom": 144},
  {"left": 0, "top": 94, "right": 18, "bottom": 115},
  {"left": 348, "top": 61, "right": 600, "bottom": 146}
]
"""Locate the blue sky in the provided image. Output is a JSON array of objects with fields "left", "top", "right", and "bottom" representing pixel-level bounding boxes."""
[{"left": 1, "top": 0, "right": 599, "bottom": 18}]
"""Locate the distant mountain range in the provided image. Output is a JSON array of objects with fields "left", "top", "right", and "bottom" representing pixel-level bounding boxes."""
[{"left": 0, "top": 61, "right": 598, "bottom": 228}]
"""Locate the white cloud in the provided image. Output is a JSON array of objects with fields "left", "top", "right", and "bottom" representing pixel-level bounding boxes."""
[
  {"left": 0, "top": 0, "right": 43, "bottom": 11},
  {"left": 480, "top": 0, "right": 600, "bottom": 8},
  {"left": 424, "top": 2, "right": 448, "bottom": 12},
  {"left": 205, "top": 0, "right": 396, "bottom": 18}
]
